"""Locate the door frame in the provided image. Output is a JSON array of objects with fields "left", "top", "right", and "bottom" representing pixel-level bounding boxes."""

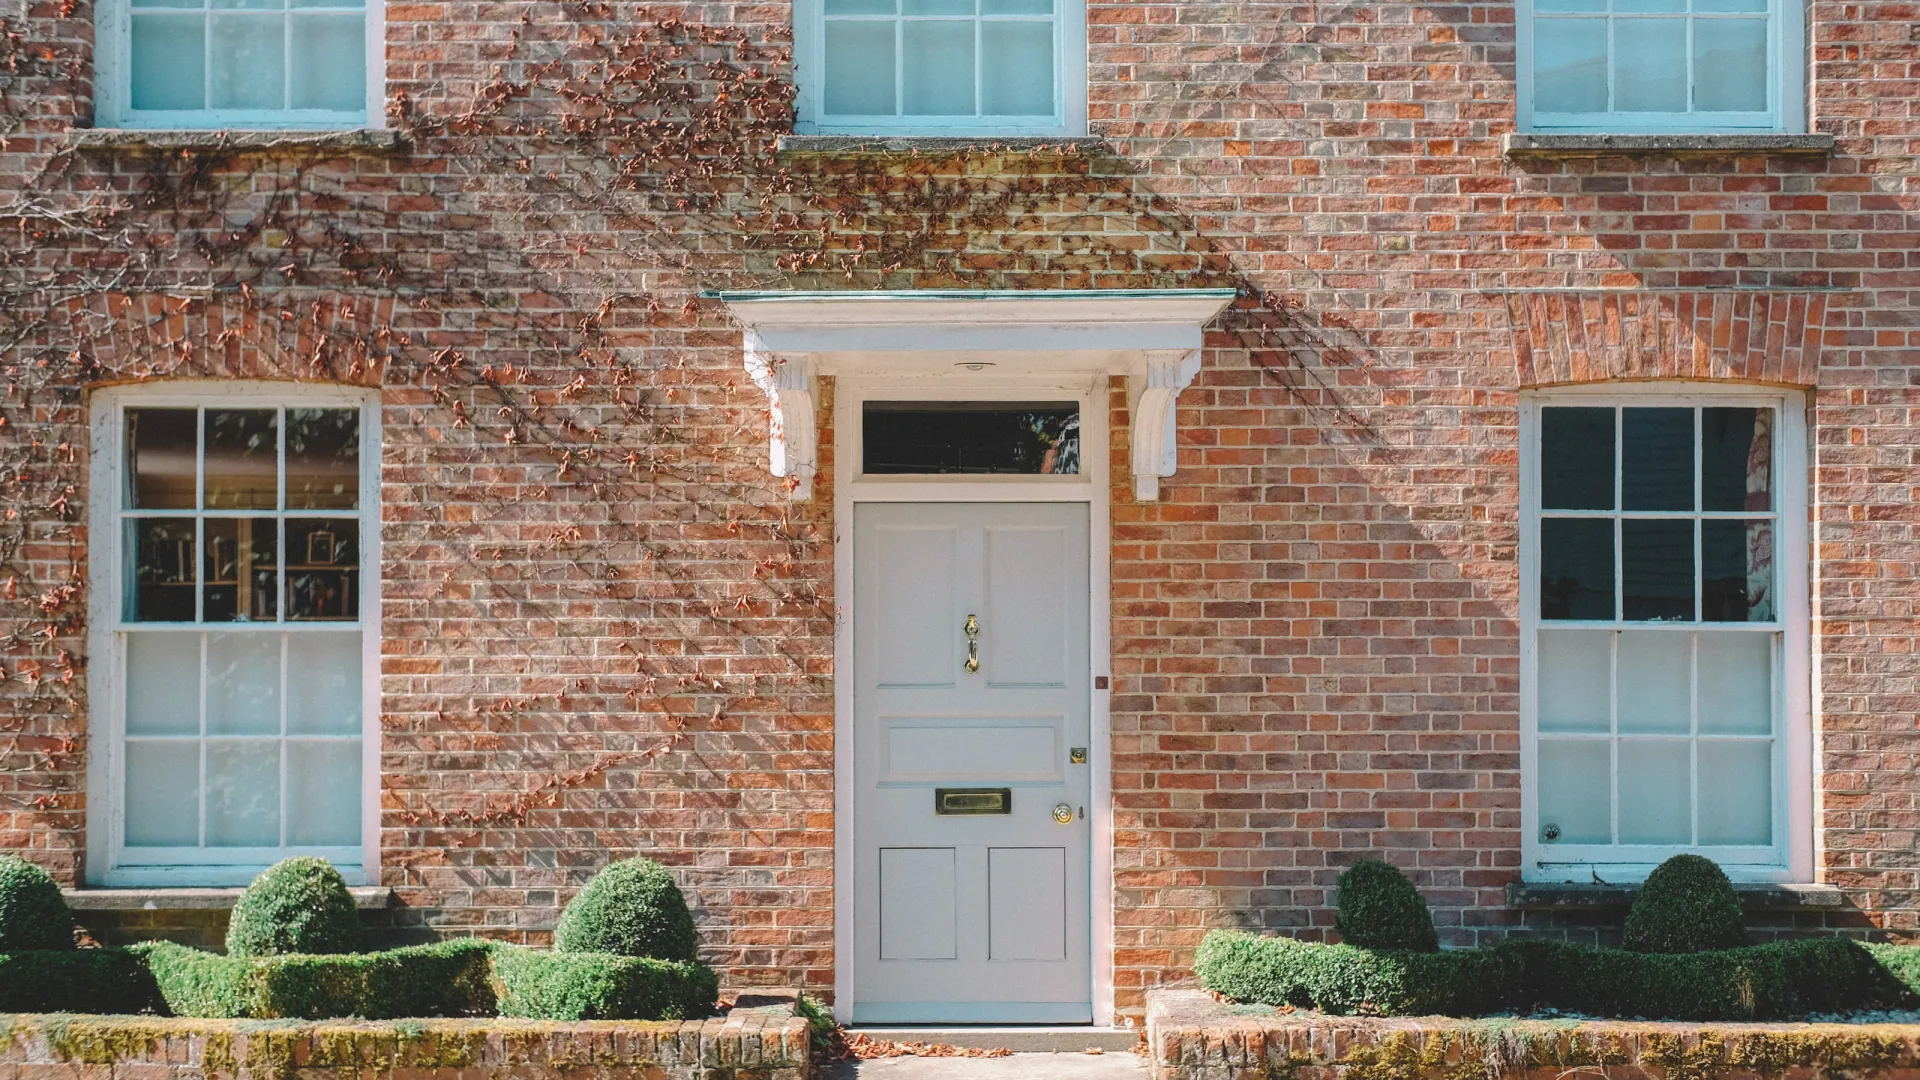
[{"left": 832, "top": 374, "right": 1114, "bottom": 1025}]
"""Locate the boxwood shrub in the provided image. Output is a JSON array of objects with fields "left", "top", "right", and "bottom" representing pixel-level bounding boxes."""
[
  {"left": 491, "top": 943, "right": 718, "bottom": 1020},
  {"left": 226, "top": 857, "right": 368, "bottom": 958},
  {"left": 1334, "top": 860, "right": 1438, "bottom": 953},
  {"left": 0, "top": 949, "right": 163, "bottom": 1013},
  {"left": 553, "top": 857, "right": 700, "bottom": 962},
  {"left": 1620, "top": 854, "right": 1747, "bottom": 955},
  {"left": 136, "top": 939, "right": 495, "bottom": 1019},
  {"left": 1194, "top": 930, "right": 1518, "bottom": 1016},
  {"left": 0, "top": 856, "right": 77, "bottom": 952}
]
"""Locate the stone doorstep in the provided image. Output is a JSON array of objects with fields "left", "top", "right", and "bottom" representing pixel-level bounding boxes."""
[
  {"left": 1145, "top": 989, "right": 1920, "bottom": 1080},
  {"left": 847, "top": 1027, "right": 1141, "bottom": 1053}
]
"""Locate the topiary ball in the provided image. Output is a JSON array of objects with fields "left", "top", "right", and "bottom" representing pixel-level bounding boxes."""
[
  {"left": 1622, "top": 853, "right": 1746, "bottom": 954},
  {"left": 226, "top": 857, "right": 367, "bottom": 957},
  {"left": 0, "top": 856, "right": 76, "bottom": 951},
  {"left": 554, "top": 857, "right": 699, "bottom": 962},
  {"left": 1334, "top": 859, "right": 1439, "bottom": 952}
]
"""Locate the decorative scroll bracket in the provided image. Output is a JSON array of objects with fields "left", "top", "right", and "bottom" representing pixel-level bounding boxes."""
[
  {"left": 1129, "top": 349, "right": 1201, "bottom": 501},
  {"left": 744, "top": 333, "right": 817, "bottom": 501}
]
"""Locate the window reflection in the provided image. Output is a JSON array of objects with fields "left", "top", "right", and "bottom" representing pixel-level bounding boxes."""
[
  {"left": 286, "top": 408, "right": 359, "bottom": 509},
  {"left": 204, "top": 409, "right": 278, "bottom": 509},
  {"left": 287, "top": 518, "right": 358, "bottom": 620},
  {"left": 127, "top": 409, "right": 197, "bottom": 509},
  {"left": 864, "top": 401, "right": 1080, "bottom": 475},
  {"left": 128, "top": 518, "right": 198, "bottom": 621}
]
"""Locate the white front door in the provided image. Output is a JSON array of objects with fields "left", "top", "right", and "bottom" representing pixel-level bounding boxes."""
[{"left": 852, "top": 501, "right": 1092, "bottom": 1024}]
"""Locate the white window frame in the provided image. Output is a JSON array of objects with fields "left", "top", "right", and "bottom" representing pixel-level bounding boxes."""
[
  {"left": 1520, "top": 383, "right": 1812, "bottom": 884},
  {"left": 91, "top": 0, "right": 383, "bottom": 130},
  {"left": 791, "top": 0, "right": 1087, "bottom": 136},
  {"left": 1516, "top": 0, "right": 1806, "bottom": 134},
  {"left": 85, "top": 382, "right": 380, "bottom": 887}
]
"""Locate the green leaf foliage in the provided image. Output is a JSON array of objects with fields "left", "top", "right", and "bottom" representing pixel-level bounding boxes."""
[
  {"left": 490, "top": 943, "right": 718, "bottom": 1020},
  {"left": 1621, "top": 854, "right": 1748, "bottom": 954},
  {"left": 0, "top": 856, "right": 77, "bottom": 951},
  {"left": 1194, "top": 930, "right": 1517, "bottom": 1016},
  {"left": 225, "top": 857, "right": 368, "bottom": 958},
  {"left": 553, "top": 857, "right": 699, "bottom": 962},
  {"left": 136, "top": 939, "right": 496, "bottom": 1019},
  {"left": 1333, "top": 860, "right": 1438, "bottom": 953},
  {"left": 1197, "top": 929, "right": 1920, "bottom": 1021},
  {"left": 0, "top": 949, "right": 162, "bottom": 1012}
]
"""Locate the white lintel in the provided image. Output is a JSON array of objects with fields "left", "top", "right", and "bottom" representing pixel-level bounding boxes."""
[{"left": 711, "top": 288, "right": 1237, "bottom": 501}]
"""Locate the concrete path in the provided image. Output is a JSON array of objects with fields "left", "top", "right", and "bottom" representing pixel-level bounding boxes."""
[{"left": 821, "top": 1052, "right": 1149, "bottom": 1080}]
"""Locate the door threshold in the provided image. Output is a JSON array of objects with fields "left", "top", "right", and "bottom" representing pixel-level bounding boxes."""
[{"left": 845, "top": 1026, "right": 1138, "bottom": 1053}]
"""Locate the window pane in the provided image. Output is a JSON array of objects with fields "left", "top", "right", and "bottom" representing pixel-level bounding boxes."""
[
  {"left": 1538, "top": 629, "right": 1610, "bottom": 732},
  {"left": 981, "top": 0, "right": 1048, "bottom": 13},
  {"left": 206, "top": 632, "right": 280, "bottom": 735},
  {"left": 286, "top": 409, "right": 360, "bottom": 509},
  {"left": 1532, "top": 19, "right": 1607, "bottom": 114},
  {"left": 825, "top": 22, "right": 896, "bottom": 114},
  {"left": 204, "top": 409, "right": 278, "bottom": 509},
  {"left": 125, "top": 741, "right": 200, "bottom": 846},
  {"left": 1614, "top": 19, "right": 1688, "bottom": 112},
  {"left": 288, "top": 519, "right": 359, "bottom": 620},
  {"left": 1622, "top": 519, "right": 1694, "bottom": 621},
  {"left": 903, "top": 22, "right": 976, "bottom": 115},
  {"left": 1539, "top": 740, "right": 1610, "bottom": 844},
  {"left": 204, "top": 517, "right": 278, "bottom": 622},
  {"left": 126, "top": 634, "right": 200, "bottom": 736},
  {"left": 209, "top": 14, "right": 286, "bottom": 109},
  {"left": 1698, "top": 632, "right": 1770, "bottom": 734},
  {"left": 290, "top": 15, "right": 365, "bottom": 110},
  {"left": 1615, "top": 0, "right": 1683, "bottom": 10},
  {"left": 128, "top": 518, "right": 198, "bottom": 622},
  {"left": 1617, "top": 630, "right": 1690, "bottom": 733},
  {"left": 1622, "top": 407, "right": 1693, "bottom": 511},
  {"left": 206, "top": 740, "right": 280, "bottom": 846},
  {"left": 982, "top": 22, "right": 1053, "bottom": 115},
  {"left": 865, "top": 401, "right": 1079, "bottom": 474},
  {"left": 1541, "top": 407, "right": 1614, "bottom": 510},
  {"left": 1702, "top": 519, "right": 1774, "bottom": 621},
  {"left": 286, "top": 741, "right": 362, "bottom": 845},
  {"left": 131, "top": 15, "right": 207, "bottom": 110},
  {"left": 1695, "top": 0, "right": 1765, "bottom": 10},
  {"left": 127, "top": 409, "right": 197, "bottom": 509},
  {"left": 1540, "top": 518, "right": 1614, "bottom": 620},
  {"left": 288, "top": 633, "right": 361, "bottom": 734},
  {"left": 1618, "top": 739, "right": 1691, "bottom": 844},
  {"left": 1698, "top": 740, "right": 1771, "bottom": 844},
  {"left": 211, "top": 0, "right": 279, "bottom": 11},
  {"left": 904, "top": 0, "right": 970, "bottom": 14},
  {"left": 825, "top": 0, "right": 892, "bottom": 12},
  {"left": 1702, "top": 407, "right": 1771, "bottom": 512},
  {"left": 1693, "top": 18, "right": 1767, "bottom": 112}
]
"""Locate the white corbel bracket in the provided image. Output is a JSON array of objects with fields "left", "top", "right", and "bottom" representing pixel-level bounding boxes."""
[
  {"left": 744, "top": 332, "right": 817, "bottom": 501},
  {"left": 1129, "top": 349, "right": 1201, "bottom": 501}
]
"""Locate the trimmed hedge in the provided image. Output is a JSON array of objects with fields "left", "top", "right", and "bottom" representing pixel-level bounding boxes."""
[
  {"left": 0, "top": 949, "right": 163, "bottom": 1013},
  {"left": 226, "top": 857, "right": 368, "bottom": 958},
  {"left": 1196, "top": 930, "right": 1920, "bottom": 1021},
  {"left": 491, "top": 943, "right": 718, "bottom": 1021},
  {"left": 0, "top": 857, "right": 77, "bottom": 951},
  {"left": 1334, "top": 861, "right": 1438, "bottom": 953},
  {"left": 1621, "top": 854, "right": 1747, "bottom": 954},
  {"left": 137, "top": 939, "right": 495, "bottom": 1019},
  {"left": 554, "top": 858, "right": 700, "bottom": 963}
]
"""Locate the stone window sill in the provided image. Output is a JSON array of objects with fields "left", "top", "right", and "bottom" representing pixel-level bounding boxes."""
[
  {"left": 777, "top": 134, "right": 1107, "bottom": 155},
  {"left": 67, "top": 128, "right": 404, "bottom": 153},
  {"left": 1504, "top": 133, "right": 1835, "bottom": 158},
  {"left": 1508, "top": 881, "right": 1843, "bottom": 913},
  {"left": 64, "top": 886, "right": 393, "bottom": 911}
]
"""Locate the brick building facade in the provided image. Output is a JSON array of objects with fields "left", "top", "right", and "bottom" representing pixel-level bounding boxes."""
[{"left": 0, "top": 0, "right": 1914, "bottom": 1025}]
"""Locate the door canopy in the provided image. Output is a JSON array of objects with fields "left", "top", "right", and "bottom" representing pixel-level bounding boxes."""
[{"left": 710, "top": 289, "right": 1237, "bottom": 500}]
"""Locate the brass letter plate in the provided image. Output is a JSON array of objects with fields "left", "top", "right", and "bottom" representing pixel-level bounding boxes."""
[{"left": 935, "top": 788, "right": 1011, "bottom": 815}]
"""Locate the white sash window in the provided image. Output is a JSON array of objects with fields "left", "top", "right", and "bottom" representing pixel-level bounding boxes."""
[{"left": 89, "top": 386, "right": 377, "bottom": 886}]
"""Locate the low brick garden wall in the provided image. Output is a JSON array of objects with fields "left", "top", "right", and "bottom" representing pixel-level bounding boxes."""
[
  {"left": 0, "top": 993, "right": 809, "bottom": 1080},
  {"left": 1147, "top": 990, "right": 1920, "bottom": 1080}
]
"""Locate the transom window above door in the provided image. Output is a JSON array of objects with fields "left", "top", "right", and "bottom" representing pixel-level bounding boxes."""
[
  {"left": 94, "top": 0, "right": 374, "bottom": 129},
  {"left": 1524, "top": 394, "right": 1808, "bottom": 880},
  {"left": 863, "top": 401, "right": 1080, "bottom": 475},
  {"left": 1520, "top": 0, "right": 1801, "bottom": 133},
  {"left": 794, "top": 0, "right": 1086, "bottom": 135}
]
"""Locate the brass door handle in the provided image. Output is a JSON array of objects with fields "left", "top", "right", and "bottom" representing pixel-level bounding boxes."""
[
  {"left": 1052, "top": 803, "right": 1074, "bottom": 824},
  {"left": 964, "top": 614, "right": 980, "bottom": 673}
]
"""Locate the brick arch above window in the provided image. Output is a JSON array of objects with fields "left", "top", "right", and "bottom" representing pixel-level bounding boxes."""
[{"left": 1503, "top": 290, "right": 1834, "bottom": 390}]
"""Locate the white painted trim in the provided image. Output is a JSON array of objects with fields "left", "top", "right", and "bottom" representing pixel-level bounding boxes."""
[
  {"left": 85, "top": 382, "right": 380, "bottom": 887},
  {"left": 832, "top": 377, "right": 1113, "bottom": 1025},
  {"left": 1518, "top": 383, "right": 1812, "bottom": 884}
]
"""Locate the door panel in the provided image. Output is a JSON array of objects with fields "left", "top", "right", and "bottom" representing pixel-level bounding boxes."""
[{"left": 853, "top": 502, "right": 1092, "bottom": 1023}]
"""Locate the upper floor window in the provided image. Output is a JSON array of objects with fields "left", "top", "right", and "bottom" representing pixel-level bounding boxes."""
[
  {"left": 793, "top": 0, "right": 1086, "bottom": 135},
  {"left": 89, "top": 388, "right": 377, "bottom": 886},
  {"left": 1519, "top": 0, "right": 1803, "bottom": 133},
  {"left": 93, "top": 0, "right": 376, "bottom": 129},
  {"left": 1523, "top": 388, "right": 1810, "bottom": 882}
]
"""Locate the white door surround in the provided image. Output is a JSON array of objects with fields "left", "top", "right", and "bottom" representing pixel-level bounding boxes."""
[{"left": 711, "top": 289, "right": 1234, "bottom": 1026}]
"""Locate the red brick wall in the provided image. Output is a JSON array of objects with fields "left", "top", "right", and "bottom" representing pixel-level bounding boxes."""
[{"left": 0, "top": 0, "right": 1913, "bottom": 1021}]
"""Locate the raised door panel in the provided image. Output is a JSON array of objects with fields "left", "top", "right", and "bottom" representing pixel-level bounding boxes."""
[
  {"left": 983, "top": 525, "right": 1069, "bottom": 687},
  {"left": 874, "top": 526, "right": 958, "bottom": 688},
  {"left": 988, "top": 846, "right": 1066, "bottom": 961},
  {"left": 879, "top": 847, "right": 958, "bottom": 960}
]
